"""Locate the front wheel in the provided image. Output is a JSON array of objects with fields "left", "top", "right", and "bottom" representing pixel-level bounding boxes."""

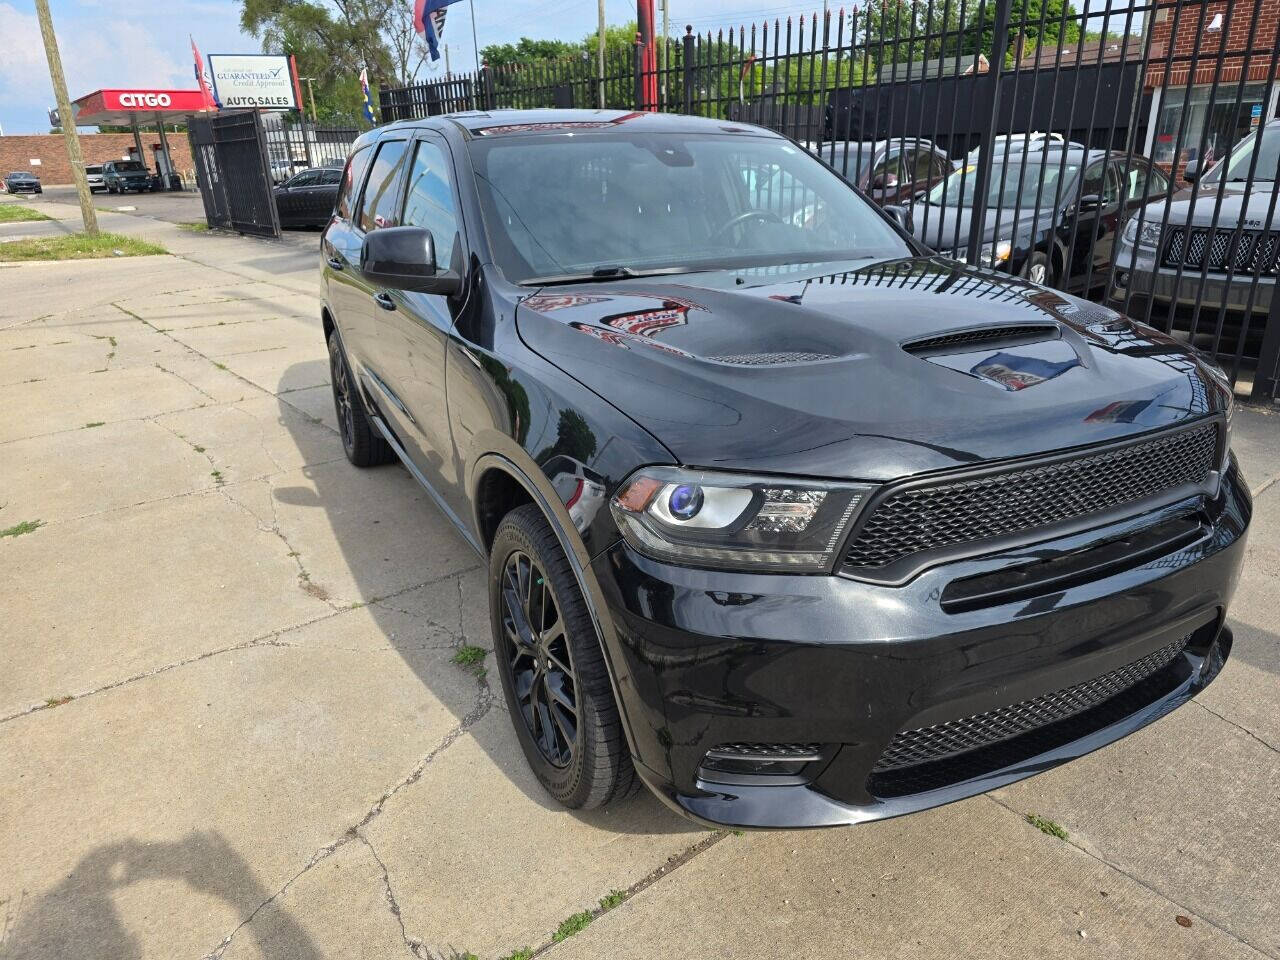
[
  {"left": 490, "top": 504, "right": 636, "bottom": 809},
  {"left": 327, "top": 330, "right": 395, "bottom": 467},
  {"left": 1023, "top": 251, "right": 1053, "bottom": 287}
]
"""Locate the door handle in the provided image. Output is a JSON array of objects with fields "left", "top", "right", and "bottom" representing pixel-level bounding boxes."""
[
  {"left": 326, "top": 257, "right": 344, "bottom": 271},
  {"left": 374, "top": 292, "right": 397, "bottom": 311}
]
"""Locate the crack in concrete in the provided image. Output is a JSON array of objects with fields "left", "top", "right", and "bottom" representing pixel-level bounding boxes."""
[
  {"left": 202, "top": 675, "right": 494, "bottom": 960},
  {"left": 984, "top": 795, "right": 1275, "bottom": 959},
  {"left": 360, "top": 833, "right": 431, "bottom": 959},
  {"left": 1191, "top": 698, "right": 1280, "bottom": 755}
]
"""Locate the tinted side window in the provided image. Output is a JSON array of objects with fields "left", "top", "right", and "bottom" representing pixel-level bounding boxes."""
[
  {"left": 358, "top": 139, "right": 409, "bottom": 233},
  {"left": 288, "top": 170, "right": 320, "bottom": 188},
  {"left": 402, "top": 139, "right": 461, "bottom": 268},
  {"left": 1082, "top": 161, "right": 1106, "bottom": 201},
  {"left": 335, "top": 145, "right": 372, "bottom": 221},
  {"left": 320, "top": 169, "right": 343, "bottom": 185}
]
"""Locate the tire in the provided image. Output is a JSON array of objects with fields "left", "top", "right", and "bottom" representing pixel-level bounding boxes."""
[
  {"left": 1023, "top": 251, "right": 1052, "bottom": 287},
  {"left": 490, "top": 503, "right": 637, "bottom": 809},
  {"left": 327, "top": 330, "right": 395, "bottom": 467}
]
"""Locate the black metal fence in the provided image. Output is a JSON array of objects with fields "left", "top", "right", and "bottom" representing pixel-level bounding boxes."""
[
  {"left": 260, "top": 115, "right": 362, "bottom": 181},
  {"left": 189, "top": 111, "right": 281, "bottom": 238},
  {"left": 381, "top": 1, "right": 1280, "bottom": 400}
]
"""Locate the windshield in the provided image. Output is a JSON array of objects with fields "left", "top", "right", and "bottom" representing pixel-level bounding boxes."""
[
  {"left": 115, "top": 161, "right": 146, "bottom": 172},
  {"left": 468, "top": 132, "right": 910, "bottom": 283},
  {"left": 1203, "top": 125, "right": 1280, "bottom": 183},
  {"left": 926, "top": 159, "right": 1082, "bottom": 208}
]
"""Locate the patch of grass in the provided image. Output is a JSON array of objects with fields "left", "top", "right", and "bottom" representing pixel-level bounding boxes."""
[
  {"left": 210, "top": 469, "right": 225, "bottom": 485},
  {"left": 84, "top": 421, "right": 105, "bottom": 428},
  {"left": 213, "top": 361, "right": 228, "bottom": 370},
  {"left": 193, "top": 444, "right": 206, "bottom": 453},
  {"left": 1026, "top": 812, "right": 1068, "bottom": 840},
  {"left": 499, "top": 949, "right": 533, "bottom": 960},
  {"left": 598, "top": 889, "right": 626, "bottom": 910},
  {"left": 1, "top": 519, "right": 44, "bottom": 539},
  {"left": 0, "top": 204, "right": 52, "bottom": 223},
  {"left": 178, "top": 221, "right": 210, "bottom": 232},
  {"left": 451, "top": 644, "right": 486, "bottom": 668},
  {"left": 0, "top": 231, "right": 166, "bottom": 262},
  {"left": 553, "top": 910, "right": 594, "bottom": 942},
  {"left": 44, "top": 694, "right": 74, "bottom": 708}
]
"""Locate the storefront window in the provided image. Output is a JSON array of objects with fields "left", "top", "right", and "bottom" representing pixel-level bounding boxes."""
[{"left": 1152, "top": 83, "right": 1266, "bottom": 166}]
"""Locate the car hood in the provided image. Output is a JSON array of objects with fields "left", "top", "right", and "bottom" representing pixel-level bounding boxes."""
[
  {"left": 1142, "top": 180, "right": 1280, "bottom": 228},
  {"left": 515, "top": 258, "right": 1228, "bottom": 481},
  {"left": 908, "top": 203, "right": 1053, "bottom": 253}
]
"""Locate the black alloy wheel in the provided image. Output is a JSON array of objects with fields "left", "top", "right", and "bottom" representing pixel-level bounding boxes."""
[
  {"left": 489, "top": 504, "right": 637, "bottom": 808},
  {"left": 500, "top": 548, "right": 579, "bottom": 767},
  {"left": 326, "top": 330, "right": 394, "bottom": 467}
]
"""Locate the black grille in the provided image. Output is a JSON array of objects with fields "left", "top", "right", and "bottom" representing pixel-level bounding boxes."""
[
  {"left": 705, "top": 742, "right": 823, "bottom": 759},
  {"left": 841, "top": 422, "right": 1218, "bottom": 571},
  {"left": 903, "top": 324, "right": 1059, "bottom": 354},
  {"left": 873, "top": 634, "right": 1190, "bottom": 773},
  {"left": 707, "top": 352, "right": 834, "bottom": 365},
  {"left": 1163, "top": 226, "right": 1280, "bottom": 277}
]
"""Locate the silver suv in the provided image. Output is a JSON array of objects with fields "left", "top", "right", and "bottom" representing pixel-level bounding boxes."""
[{"left": 1112, "top": 119, "right": 1278, "bottom": 322}]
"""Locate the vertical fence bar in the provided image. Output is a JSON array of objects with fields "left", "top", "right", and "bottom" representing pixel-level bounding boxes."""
[{"left": 966, "top": 0, "right": 1013, "bottom": 265}]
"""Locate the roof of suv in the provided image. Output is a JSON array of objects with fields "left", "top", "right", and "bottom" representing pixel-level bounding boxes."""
[{"left": 374, "top": 108, "right": 781, "bottom": 142}]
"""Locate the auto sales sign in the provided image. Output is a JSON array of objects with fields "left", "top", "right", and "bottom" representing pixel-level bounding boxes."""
[{"left": 208, "top": 54, "right": 298, "bottom": 109}]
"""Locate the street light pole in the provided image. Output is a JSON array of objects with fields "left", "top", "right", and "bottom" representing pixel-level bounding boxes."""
[
  {"left": 598, "top": 0, "right": 606, "bottom": 108},
  {"left": 33, "top": 0, "right": 97, "bottom": 235}
]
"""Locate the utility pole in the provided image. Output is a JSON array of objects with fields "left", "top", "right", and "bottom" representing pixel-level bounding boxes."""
[
  {"left": 660, "top": 0, "right": 668, "bottom": 109},
  {"left": 444, "top": 44, "right": 452, "bottom": 78},
  {"left": 33, "top": 0, "right": 97, "bottom": 235},
  {"left": 598, "top": 0, "right": 606, "bottom": 108},
  {"left": 469, "top": 0, "right": 481, "bottom": 74},
  {"left": 302, "top": 77, "right": 319, "bottom": 122}
]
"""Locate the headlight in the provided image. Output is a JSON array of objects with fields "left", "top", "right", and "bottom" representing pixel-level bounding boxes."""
[
  {"left": 610, "top": 466, "right": 874, "bottom": 572},
  {"left": 979, "top": 240, "right": 1012, "bottom": 267},
  {"left": 1122, "top": 218, "right": 1162, "bottom": 249}
]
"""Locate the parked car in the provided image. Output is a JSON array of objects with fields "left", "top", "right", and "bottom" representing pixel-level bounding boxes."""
[
  {"left": 903, "top": 145, "right": 1170, "bottom": 293},
  {"left": 85, "top": 164, "right": 106, "bottom": 193},
  {"left": 273, "top": 166, "right": 343, "bottom": 228},
  {"left": 321, "top": 109, "right": 1246, "bottom": 829},
  {"left": 811, "top": 138, "right": 953, "bottom": 205},
  {"left": 961, "top": 131, "right": 1067, "bottom": 167},
  {"left": 102, "top": 160, "right": 154, "bottom": 193},
  {"left": 3, "top": 171, "right": 42, "bottom": 195},
  {"left": 1111, "top": 118, "right": 1279, "bottom": 330}
]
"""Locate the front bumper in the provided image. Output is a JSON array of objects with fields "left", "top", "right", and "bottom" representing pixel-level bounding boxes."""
[
  {"left": 1113, "top": 250, "right": 1274, "bottom": 316},
  {"left": 592, "top": 462, "right": 1250, "bottom": 828}
]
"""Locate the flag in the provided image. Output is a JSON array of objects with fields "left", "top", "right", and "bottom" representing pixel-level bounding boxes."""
[
  {"left": 414, "top": 0, "right": 463, "bottom": 61},
  {"left": 190, "top": 36, "right": 219, "bottom": 110},
  {"left": 359, "top": 68, "right": 376, "bottom": 125}
]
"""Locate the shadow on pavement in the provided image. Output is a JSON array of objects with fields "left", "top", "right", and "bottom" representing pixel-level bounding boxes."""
[
  {"left": 273, "top": 368, "right": 695, "bottom": 837},
  {"left": 0, "top": 832, "right": 318, "bottom": 960}
]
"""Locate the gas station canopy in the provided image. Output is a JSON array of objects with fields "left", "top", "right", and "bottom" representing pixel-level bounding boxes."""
[{"left": 71, "top": 89, "right": 214, "bottom": 127}]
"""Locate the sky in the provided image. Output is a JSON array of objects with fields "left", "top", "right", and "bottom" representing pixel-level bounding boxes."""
[{"left": 0, "top": 0, "right": 1127, "bottom": 135}]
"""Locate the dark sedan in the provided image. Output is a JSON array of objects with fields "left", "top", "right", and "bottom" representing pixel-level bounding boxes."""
[
  {"left": 4, "top": 171, "right": 43, "bottom": 195},
  {"left": 321, "top": 109, "right": 1246, "bottom": 829},
  {"left": 904, "top": 146, "right": 1169, "bottom": 294},
  {"left": 814, "top": 138, "right": 953, "bottom": 205},
  {"left": 274, "top": 166, "right": 343, "bottom": 228}
]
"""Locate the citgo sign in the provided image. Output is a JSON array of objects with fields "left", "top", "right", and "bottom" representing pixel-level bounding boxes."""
[{"left": 98, "top": 90, "right": 211, "bottom": 113}]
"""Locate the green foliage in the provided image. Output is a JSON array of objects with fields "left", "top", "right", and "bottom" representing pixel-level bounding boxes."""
[
  {"left": 0, "top": 232, "right": 167, "bottom": 262},
  {"left": 598, "top": 889, "right": 627, "bottom": 910},
  {"left": 0, "top": 205, "right": 52, "bottom": 223},
  {"left": 1, "top": 519, "right": 45, "bottom": 539},
  {"left": 553, "top": 910, "right": 594, "bottom": 941},
  {"left": 1026, "top": 812, "right": 1069, "bottom": 840}
]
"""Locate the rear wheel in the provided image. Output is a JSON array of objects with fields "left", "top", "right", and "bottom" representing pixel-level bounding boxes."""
[
  {"left": 1023, "top": 251, "right": 1052, "bottom": 286},
  {"left": 327, "top": 330, "right": 395, "bottom": 467},
  {"left": 490, "top": 504, "right": 637, "bottom": 809}
]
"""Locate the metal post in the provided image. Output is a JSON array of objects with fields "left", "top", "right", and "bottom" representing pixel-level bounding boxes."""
[
  {"left": 660, "top": 0, "right": 668, "bottom": 110},
  {"left": 964, "top": 0, "right": 1012, "bottom": 265},
  {"left": 33, "top": 0, "right": 97, "bottom": 234},
  {"left": 682, "top": 26, "right": 694, "bottom": 115},
  {"left": 598, "top": 0, "right": 607, "bottom": 109},
  {"left": 469, "top": 0, "right": 481, "bottom": 75},
  {"left": 130, "top": 115, "right": 146, "bottom": 170},
  {"left": 155, "top": 112, "right": 174, "bottom": 189},
  {"left": 1253, "top": 295, "right": 1280, "bottom": 401},
  {"left": 633, "top": 33, "right": 644, "bottom": 111}
]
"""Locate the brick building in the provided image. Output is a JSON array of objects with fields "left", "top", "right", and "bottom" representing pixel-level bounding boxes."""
[
  {"left": 0, "top": 133, "right": 195, "bottom": 186},
  {"left": 1143, "top": 0, "right": 1280, "bottom": 169}
]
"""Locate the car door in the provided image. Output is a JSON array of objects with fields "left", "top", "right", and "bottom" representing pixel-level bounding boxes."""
[
  {"left": 1066, "top": 159, "right": 1119, "bottom": 290},
  {"left": 321, "top": 142, "right": 382, "bottom": 383},
  {"left": 372, "top": 132, "right": 468, "bottom": 500},
  {"left": 277, "top": 170, "right": 318, "bottom": 225},
  {"left": 312, "top": 168, "right": 343, "bottom": 226}
]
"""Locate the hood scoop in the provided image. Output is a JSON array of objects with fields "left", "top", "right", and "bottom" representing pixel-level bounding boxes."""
[
  {"left": 903, "top": 324, "right": 1060, "bottom": 357},
  {"left": 707, "top": 351, "right": 836, "bottom": 366}
]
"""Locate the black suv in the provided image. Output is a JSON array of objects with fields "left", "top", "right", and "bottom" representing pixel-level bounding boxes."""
[
  {"left": 102, "top": 160, "right": 154, "bottom": 193},
  {"left": 321, "top": 110, "right": 1248, "bottom": 829}
]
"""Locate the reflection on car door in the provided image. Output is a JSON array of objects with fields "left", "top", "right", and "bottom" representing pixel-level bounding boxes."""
[
  {"left": 1068, "top": 160, "right": 1121, "bottom": 291},
  {"left": 374, "top": 133, "right": 467, "bottom": 506}
]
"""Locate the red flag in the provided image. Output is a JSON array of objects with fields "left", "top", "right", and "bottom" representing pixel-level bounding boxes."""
[{"left": 190, "top": 36, "right": 218, "bottom": 111}]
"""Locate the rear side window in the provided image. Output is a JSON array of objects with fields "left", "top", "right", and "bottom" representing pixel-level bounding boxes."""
[
  {"left": 320, "top": 168, "right": 342, "bottom": 185},
  {"left": 358, "top": 139, "right": 409, "bottom": 232},
  {"left": 335, "top": 145, "right": 372, "bottom": 221}
]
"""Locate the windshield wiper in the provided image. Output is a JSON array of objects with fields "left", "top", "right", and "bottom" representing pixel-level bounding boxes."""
[{"left": 520, "top": 264, "right": 700, "bottom": 286}]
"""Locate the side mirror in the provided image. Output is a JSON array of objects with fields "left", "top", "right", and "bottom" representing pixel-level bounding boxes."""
[
  {"left": 871, "top": 173, "right": 899, "bottom": 189},
  {"left": 360, "top": 226, "right": 461, "bottom": 296},
  {"left": 1182, "top": 158, "right": 1200, "bottom": 183},
  {"left": 883, "top": 204, "right": 910, "bottom": 229},
  {"left": 1077, "top": 194, "right": 1102, "bottom": 211}
]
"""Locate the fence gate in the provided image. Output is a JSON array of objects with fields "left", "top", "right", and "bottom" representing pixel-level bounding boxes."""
[{"left": 188, "top": 111, "right": 281, "bottom": 238}]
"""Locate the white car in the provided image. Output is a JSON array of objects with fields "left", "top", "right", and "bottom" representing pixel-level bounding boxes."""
[{"left": 85, "top": 164, "right": 105, "bottom": 193}]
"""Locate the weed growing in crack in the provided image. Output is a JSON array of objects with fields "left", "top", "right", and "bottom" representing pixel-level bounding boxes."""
[
  {"left": 193, "top": 445, "right": 206, "bottom": 453},
  {"left": 84, "top": 421, "right": 105, "bottom": 428},
  {"left": 1, "top": 519, "right": 44, "bottom": 539},
  {"left": 44, "top": 695, "right": 73, "bottom": 708},
  {"left": 599, "top": 889, "right": 626, "bottom": 910},
  {"left": 553, "top": 910, "right": 594, "bottom": 942},
  {"left": 210, "top": 469, "right": 225, "bottom": 485},
  {"left": 499, "top": 949, "right": 533, "bottom": 960},
  {"left": 1026, "top": 812, "right": 1068, "bottom": 840}
]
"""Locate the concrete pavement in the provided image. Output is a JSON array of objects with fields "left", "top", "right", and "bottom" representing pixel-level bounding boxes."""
[{"left": 1, "top": 197, "right": 1277, "bottom": 959}]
